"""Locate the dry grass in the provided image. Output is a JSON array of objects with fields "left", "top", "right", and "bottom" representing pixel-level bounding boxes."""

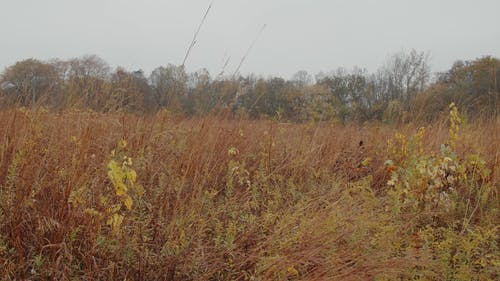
[{"left": 0, "top": 109, "right": 498, "bottom": 280}]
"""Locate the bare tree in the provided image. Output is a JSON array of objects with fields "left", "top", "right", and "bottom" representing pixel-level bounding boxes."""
[
  {"left": 375, "top": 49, "right": 431, "bottom": 109},
  {"left": 292, "top": 70, "right": 313, "bottom": 87}
]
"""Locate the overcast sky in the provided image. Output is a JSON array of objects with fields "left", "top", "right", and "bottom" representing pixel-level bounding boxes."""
[{"left": 1, "top": 0, "right": 499, "bottom": 78}]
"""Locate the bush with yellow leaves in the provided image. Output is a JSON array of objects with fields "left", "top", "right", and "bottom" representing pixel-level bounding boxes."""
[{"left": 383, "top": 103, "right": 499, "bottom": 279}]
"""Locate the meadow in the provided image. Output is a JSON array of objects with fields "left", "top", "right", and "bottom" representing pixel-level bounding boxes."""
[{"left": 0, "top": 105, "right": 498, "bottom": 280}]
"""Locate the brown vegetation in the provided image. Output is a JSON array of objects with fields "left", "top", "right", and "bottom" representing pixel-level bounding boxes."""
[
  {"left": 0, "top": 107, "right": 498, "bottom": 280},
  {"left": 1, "top": 53, "right": 499, "bottom": 124}
]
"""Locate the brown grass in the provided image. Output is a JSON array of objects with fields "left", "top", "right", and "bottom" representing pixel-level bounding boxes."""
[{"left": 0, "top": 109, "right": 498, "bottom": 280}]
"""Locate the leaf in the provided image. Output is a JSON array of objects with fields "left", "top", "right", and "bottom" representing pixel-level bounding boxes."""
[
  {"left": 128, "top": 170, "right": 137, "bottom": 184},
  {"left": 123, "top": 195, "right": 133, "bottom": 210},
  {"left": 114, "top": 181, "right": 128, "bottom": 196},
  {"left": 287, "top": 266, "right": 299, "bottom": 276},
  {"left": 107, "top": 213, "right": 124, "bottom": 233}
]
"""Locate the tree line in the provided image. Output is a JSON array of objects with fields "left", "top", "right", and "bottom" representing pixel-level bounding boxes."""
[{"left": 1, "top": 50, "right": 499, "bottom": 122}]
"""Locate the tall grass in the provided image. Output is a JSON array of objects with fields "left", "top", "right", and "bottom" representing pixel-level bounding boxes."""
[{"left": 0, "top": 109, "right": 498, "bottom": 280}]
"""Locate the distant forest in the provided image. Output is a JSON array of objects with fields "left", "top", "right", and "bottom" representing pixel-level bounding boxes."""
[{"left": 1, "top": 50, "right": 499, "bottom": 122}]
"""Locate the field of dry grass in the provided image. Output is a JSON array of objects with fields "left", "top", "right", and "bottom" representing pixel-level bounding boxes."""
[{"left": 0, "top": 108, "right": 498, "bottom": 280}]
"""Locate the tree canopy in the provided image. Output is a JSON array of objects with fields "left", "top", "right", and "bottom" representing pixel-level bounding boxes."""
[{"left": 1, "top": 51, "right": 499, "bottom": 122}]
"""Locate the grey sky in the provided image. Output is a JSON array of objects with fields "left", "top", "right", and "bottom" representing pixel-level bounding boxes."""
[{"left": 1, "top": 0, "right": 499, "bottom": 78}]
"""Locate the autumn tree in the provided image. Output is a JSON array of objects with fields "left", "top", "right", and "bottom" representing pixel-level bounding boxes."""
[
  {"left": 0, "top": 58, "right": 59, "bottom": 106},
  {"left": 150, "top": 64, "right": 188, "bottom": 111},
  {"left": 418, "top": 56, "right": 500, "bottom": 119},
  {"left": 183, "top": 69, "right": 212, "bottom": 115},
  {"left": 65, "top": 55, "right": 111, "bottom": 110},
  {"left": 108, "top": 68, "right": 151, "bottom": 112}
]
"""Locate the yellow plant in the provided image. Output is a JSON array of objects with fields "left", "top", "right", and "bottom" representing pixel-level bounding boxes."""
[
  {"left": 106, "top": 139, "right": 143, "bottom": 233},
  {"left": 449, "top": 102, "right": 462, "bottom": 150},
  {"left": 385, "top": 104, "right": 468, "bottom": 213}
]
